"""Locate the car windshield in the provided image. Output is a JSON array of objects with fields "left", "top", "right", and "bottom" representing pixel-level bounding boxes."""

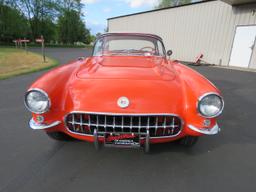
[{"left": 93, "top": 34, "right": 166, "bottom": 57}]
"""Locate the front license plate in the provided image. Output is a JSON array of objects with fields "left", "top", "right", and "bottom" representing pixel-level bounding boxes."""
[{"left": 104, "top": 133, "right": 140, "bottom": 148}]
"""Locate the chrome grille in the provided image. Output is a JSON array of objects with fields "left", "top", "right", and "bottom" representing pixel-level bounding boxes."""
[{"left": 65, "top": 113, "right": 182, "bottom": 137}]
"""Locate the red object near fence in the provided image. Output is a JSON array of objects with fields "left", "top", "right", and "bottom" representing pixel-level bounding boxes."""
[
  {"left": 36, "top": 38, "right": 44, "bottom": 43},
  {"left": 195, "top": 53, "right": 204, "bottom": 64},
  {"left": 20, "top": 39, "right": 30, "bottom": 43}
]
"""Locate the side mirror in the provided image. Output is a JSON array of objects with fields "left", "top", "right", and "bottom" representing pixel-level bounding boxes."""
[
  {"left": 78, "top": 57, "right": 85, "bottom": 61},
  {"left": 167, "top": 50, "right": 173, "bottom": 56}
]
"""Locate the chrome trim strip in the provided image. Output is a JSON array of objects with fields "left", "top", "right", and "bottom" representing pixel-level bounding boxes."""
[
  {"left": 144, "top": 129, "right": 150, "bottom": 153},
  {"left": 64, "top": 111, "right": 184, "bottom": 138},
  {"left": 67, "top": 111, "right": 183, "bottom": 116},
  {"left": 188, "top": 123, "right": 220, "bottom": 135},
  {"left": 29, "top": 118, "right": 61, "bottom": 130},
  {"left": 93, "top": 129, "right": 99, "bottom": 150},
  {"left": 197, "top": 92, "right": 224, "bottom": 118},
  {"left": 66, "top": 130, "right": 182, "bottom": 139},
  {"left": 67, "top": 121, "right": 180, "bottom": 129},
  {"left": 24, "top": 88, "right": 51, "bottom": 114}
]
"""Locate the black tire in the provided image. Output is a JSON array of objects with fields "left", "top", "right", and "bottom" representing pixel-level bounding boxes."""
[
  {"left": 46, "top": 132, "right": 74, "bottom": 141},
  {"left": 179, "top": 136, "right": 199, "bottom": 147}
]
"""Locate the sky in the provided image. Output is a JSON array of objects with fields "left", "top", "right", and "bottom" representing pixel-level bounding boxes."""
[{"left": 81, "top": 0, "right": 160, "bottom": 35}]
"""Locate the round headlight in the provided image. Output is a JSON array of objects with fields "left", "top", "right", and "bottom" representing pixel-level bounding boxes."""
[
  {"left": 198, "top": 93, "right": 224, "bottom": 118},
  {"left": 25, "top": 89, "right": 50, "bottom": 114}
]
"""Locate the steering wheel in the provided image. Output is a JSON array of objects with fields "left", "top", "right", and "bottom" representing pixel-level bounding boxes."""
[{"left": 140, "top": 47, "right": 156, "bottom": 55}]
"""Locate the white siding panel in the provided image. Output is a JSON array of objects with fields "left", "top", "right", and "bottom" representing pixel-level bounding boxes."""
[{"left": 108, "top": 1, "right": 256, "bottom": 68}]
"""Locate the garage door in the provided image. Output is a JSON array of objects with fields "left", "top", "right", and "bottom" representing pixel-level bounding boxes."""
[{"left": 229, "top": 25, "right": 256, "bottom": 68}]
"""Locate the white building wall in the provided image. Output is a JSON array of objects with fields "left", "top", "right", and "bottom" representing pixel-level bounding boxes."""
[{"left": 108, "top": 0, "right": 256, "bottom": 68}]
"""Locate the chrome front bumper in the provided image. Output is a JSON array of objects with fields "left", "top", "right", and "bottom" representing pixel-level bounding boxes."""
[
  {"left": 29, "top": 118, "right": 61, "bottom": 130},
  {"left": 188, "top": 123, "right": 220, "bottom": 135},
  {"left": 29, "top": 117, "right": 220, "bottom": 136}
]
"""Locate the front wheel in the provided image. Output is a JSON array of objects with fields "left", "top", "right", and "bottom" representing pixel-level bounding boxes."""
[
  {"left": 46, "top": 132, "right": 74, "bottom": 141},
  {"left": 179, "top": 136, "right": 199, "bottom": 147}
]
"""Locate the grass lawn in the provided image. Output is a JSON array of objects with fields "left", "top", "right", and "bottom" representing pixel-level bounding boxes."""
[{"left": 0, "top": 48, "right": 59, "bottom": 80}]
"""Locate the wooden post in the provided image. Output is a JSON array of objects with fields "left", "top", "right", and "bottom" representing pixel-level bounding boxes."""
[
  {"left": 41, "top": 35, "right": 46, "bottom": 62},
  {"left": 24, "top": 38, "right": 28, "bottom": 54},
  {"left": 13, "top": 40, "right": 17, "bottom": 48},
  {"left": 36, "top": 36, "right": 46, "bottom": 62},
  {"left": 20, "top": 39, "right": 23, "bottom": 49}
]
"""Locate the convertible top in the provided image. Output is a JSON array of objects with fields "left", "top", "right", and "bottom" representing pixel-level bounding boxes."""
[{"left": 98, "top": 33, "right": 163, "bottom": 41}]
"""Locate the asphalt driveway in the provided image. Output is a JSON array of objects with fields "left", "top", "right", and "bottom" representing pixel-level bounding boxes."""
[{"left": 0, "top": 48, "right": 255, "bottom": 192}]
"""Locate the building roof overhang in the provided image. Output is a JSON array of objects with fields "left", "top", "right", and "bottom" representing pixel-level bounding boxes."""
[{"left": 221, "top": 0, "right": 256, "bottom": 5}]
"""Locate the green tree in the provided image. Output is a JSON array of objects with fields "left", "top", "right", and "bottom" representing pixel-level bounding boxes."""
[
  {"left": 87, "top": 34, "right": 96, "bottom": 44},
  {"left": 30, "top": 17, "right": 57, "bottom": 43},
  {"left": 16, "top": 0, "right": 58, "bottom": 42},
  {"left": 56, "top": 0, "right": 83, "bottom": 13},
  {"left": 57, "top": 0, "right": 92, "bottom": 44},
  {"left": 83, "top": 28, "right": 92, "bottom": 44},
  {"left": 1, "top": 0, "right": 92, "bottom": 44},
  {"left": 156, "top": 0, "right": 192, "bottom": 9},
  {"left": 0, "top": 3, "right": 30, "bottom": 42},
  {"left": 57, "top": 9, "right": 88, "bottom": 44}
]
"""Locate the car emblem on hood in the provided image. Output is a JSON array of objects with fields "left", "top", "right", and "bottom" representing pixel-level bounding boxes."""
[{"left": 117, "top": 97, "right": 130, "bottom": 108}]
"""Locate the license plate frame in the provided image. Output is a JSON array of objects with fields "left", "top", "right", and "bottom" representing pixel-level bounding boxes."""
[{"left": 104, "top": 133, "right": 141, "bottom": 148}]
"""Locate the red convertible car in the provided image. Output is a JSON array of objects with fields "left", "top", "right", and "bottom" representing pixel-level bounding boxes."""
[{"left": 24, "top": 33, "right": 224, "bottom": 152}]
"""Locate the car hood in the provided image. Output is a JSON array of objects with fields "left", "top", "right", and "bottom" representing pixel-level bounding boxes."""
[
  {"left": 66, "top": 77, "right": 184, "bottom": 114},
  {"left": 76, "top": 56, "right": 176, "bottom": 81}
]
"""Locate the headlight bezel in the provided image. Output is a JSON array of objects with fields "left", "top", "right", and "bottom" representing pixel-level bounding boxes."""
[
  {"left": 24, "top": 88, "right": 51, "bottom": 114},
  {"left": 197, "top": 92, "right": 224, "bottom": 118}
]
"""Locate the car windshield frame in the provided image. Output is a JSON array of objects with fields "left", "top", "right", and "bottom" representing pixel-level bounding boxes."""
[{"left": 92, "top": 34, "right": 167, "bottom": 58}]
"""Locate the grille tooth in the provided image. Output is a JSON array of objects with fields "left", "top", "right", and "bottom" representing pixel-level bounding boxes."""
[
  {"left": 66, "top": 113, "right": 182, "bottom": 137},
  {"left": 130, "top": 116, "right": 133, "bottom": 133}
]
